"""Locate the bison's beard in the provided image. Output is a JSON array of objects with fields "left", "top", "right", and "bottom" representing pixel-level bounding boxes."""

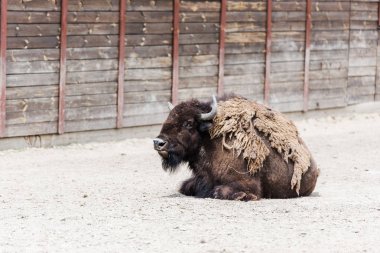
[{"left": 161, "top": 151, "right": 184, "bottom": 172}]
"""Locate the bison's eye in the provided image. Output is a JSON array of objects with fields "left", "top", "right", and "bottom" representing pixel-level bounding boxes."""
[{"left": 182, "top": 119, "right": 194, "bottom": 130}]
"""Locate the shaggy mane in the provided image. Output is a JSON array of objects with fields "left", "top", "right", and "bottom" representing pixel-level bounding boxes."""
[{"left": 210, "top": 97, "right": 311, "bottom": 195}]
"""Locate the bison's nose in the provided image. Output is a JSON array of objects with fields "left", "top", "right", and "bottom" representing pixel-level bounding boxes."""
[{"left": 153, "top": 138, "right": 168, "bottom": 151}]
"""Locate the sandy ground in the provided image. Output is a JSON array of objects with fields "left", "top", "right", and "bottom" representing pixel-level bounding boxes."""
[{"left": 1, "top": 111, "right": 380, "bottom": 252}]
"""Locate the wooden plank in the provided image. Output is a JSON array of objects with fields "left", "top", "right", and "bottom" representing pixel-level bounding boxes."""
[
  {"left": 125, "top": 68, "right": 171, "bottom": 81},
  {"left": 8, "top": 24, "right": 60, "bottom": 37},
  {"left": 264, "top": 0, "right": 272, "bottom": 105},
  {"left": 66, "top": 94, "right": 116, "bottom": 108},
  {"left": 8, "top": 36, "right": 60, "bottom": 49},
  {"left": 310, "top": 59, "right": 348, "bottom": 70},
  {"left": 179, "top": 76, "right": 218, "bottom": 89},
  {"left": 6, "top": 109, "right": 58, "bottom": 125},
  {"left": 180, "top": 65, "right": 219, "bottom": 78},
  {"left": 5, "top": 122, "right": 57, "bottom": 137},
  {"left": 311, "top": 40, "right": 349, "bottom": 51},
  {"left": 310, "top": 69, "right": 348, "bottom": 80},
  {"left": 350, "top": 10, "right": 378, "bottom": 21},
  {"left": 224, "top": 73, "right": 264, "bottom": 85},
  {"left": 347, "top": 94, "right": 375, "bottom": 105},
  {"left": 226, "top": 22, "right": 266, "bottom": 33},
  {"left": 308, "top": 97, "right": 346, "bottom": 111},
  {"left": 180, "top": 12, "right": 220, "bottom": 23},
  {"left": 179, "top": 33, "right": 219, "bottom": 44},
  {"left": 7, "top": 73, "right": 59, "bottom": 87},
  {"left": 312, "top": 21, "right": 349, "bottom": 31},
  {"left": 226, "top": 32, "right": 266, "bottom": 43},
  {"left": 227, "top": 1, "right": 266, "bottom": 12},
  {"left": 0, "top": 0, "right": 7, "bottom": 137},
  {"left": 126, "top": 0, "right": 172, "bottom": 11},
  {"left": 178, "top": 87, "right": 217, "bottom": 101},
  {"left": 7, "top": 60, "right": 60, "bottom": 74},
  {"left": 304, "top": 0, "right": 311, "bottom": 112},
  {"left": 126, "top": 11, "right": 172, "bottom": 23},
  {"left": 123, "top": 112, "right": 167, "bottom": 128},
  {"left": 348, "top": 76, "right": 376, "bottom": 87},
  {"left": 225, "top": 53, "right": 265, "bottom": 64},
  {"left": 309, "top": 88, "right": 346, "bottom": 100},
  {"left": 67, "top": 59, "right": 118, "bottom": 72},
  {"left": 68, "top": 70, "right": 118, "bottom": 84},
  {"left": 228, "top": 11, "right": 267, "bottom": 22},
  {"left": 58, "top": 0, "right": 68, "bottom": 134},
  {"left": 348, "top": 56, "right": 377, "bottom": 67},
  {"left": 348, "top": 66, "right": 377, "bottom": 77},
  {"left": 350, "top": 20, "right": 378, "bottom": 30},
  {"left": 309, "top": 78, "right": 348, "bottom": 90},
  {"left": 172, "top": 0, "right": 180, "bottom": 104},
  {"left": 179, "top": 55, "right": 218, "bottom": 67},
  {"left": 272, "top": 40, "right": 305, "bottom": 52},
  {"left": 124, "top": 102, "right": 169, "bottom": 116},
  {"left": 124, "top": 90, "right": 170, "bottom": 104},
  {"left": 312, "top": 2, "right": 350, "bottom": 12},
  {"left": 218, "top": 0, "right": 226, "bottom": 96},
  {"left": 8, "top": 0, "right": 61, "bottom": 11},
  {"left": 7, "top": 86, "right": 58, "bottom": 99},
  {"left": 7, "top": 48, "right": 59, "bottom": 62},
  {"left": 180, "top": 44, "right": 219, "bottom": 56},
  {"left": 117, "top": 0, "right": 126, "bottom": 129},
  {"left": 8, "top": 11, "right": 61, "bottom": 24},
  {"left": 6, "top": 97, "right": 58, "bottom": 113}
]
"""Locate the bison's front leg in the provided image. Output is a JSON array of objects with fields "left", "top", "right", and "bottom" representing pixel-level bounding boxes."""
[
  {"left": 179, "top": 175, "right": 214, "bottom": 198},
  {"left": 212, "top": 180, "right": 262, "bottom": 201}
]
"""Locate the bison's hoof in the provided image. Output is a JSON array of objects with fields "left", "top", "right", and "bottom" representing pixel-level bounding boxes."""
[
  {"left": 213, "top": 185, "right": 233, "bottom": 200},
  {"left": 213, "top": 186, "right": 258, "bottom": 201},
  {"left": 232, "top": 192, "right": 258, "bottom": 201}
]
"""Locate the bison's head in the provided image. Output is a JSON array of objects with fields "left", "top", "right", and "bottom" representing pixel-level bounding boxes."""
[{"left": 153, "top": 96, "right": 217, "bottom": 172}]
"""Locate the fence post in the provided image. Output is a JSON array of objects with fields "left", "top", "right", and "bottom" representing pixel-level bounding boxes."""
[
  {"left": 171, "top": 0, "right": 180, "bottom": 105},
  {"left": 264, "top": 0, "right": 272, "bottom": 105},
  {"left": 217, "top": 0, "right": 227, "bottom": 97},
  {"left": 117, "top": 0, "right": 126, "bottom": 128},
  {"left": 303, "top": 0, "right": 312, "bottom": 112},
  {"left": 0, "top": 0, "right": 8, "bottom": 138},
  {"left": 58, "top": 0, "right": 68, "bottom": 134}
]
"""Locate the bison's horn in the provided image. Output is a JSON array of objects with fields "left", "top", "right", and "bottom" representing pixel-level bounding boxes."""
[
  {"left": 167, "top": 102, "right": 175, "bottom": 111},
  {"left": 200, "top": 95, "right": 217, "bottom": 121}
]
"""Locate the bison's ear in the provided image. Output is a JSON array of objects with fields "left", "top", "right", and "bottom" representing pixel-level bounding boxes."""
[{"left": 198, "top": 122, "right": 213, "bottom": 132}]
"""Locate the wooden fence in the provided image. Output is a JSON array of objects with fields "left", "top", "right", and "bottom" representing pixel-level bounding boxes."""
[{"left": 0, "top": 0, "right": 379, "bottom": 139}]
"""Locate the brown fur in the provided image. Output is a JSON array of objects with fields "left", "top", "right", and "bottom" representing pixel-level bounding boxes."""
[{"left": 154, "top": 96, "right": 319, "bottom": 201}]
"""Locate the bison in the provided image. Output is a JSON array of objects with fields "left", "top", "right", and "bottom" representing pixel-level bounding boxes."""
[{"left": 153, "top": 95, "right": 319, "bottom": 201}]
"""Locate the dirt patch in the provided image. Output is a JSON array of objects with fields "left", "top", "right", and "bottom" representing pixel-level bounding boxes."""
[{"left": 1, "top": 113, "right": 380, "bottom": 252}]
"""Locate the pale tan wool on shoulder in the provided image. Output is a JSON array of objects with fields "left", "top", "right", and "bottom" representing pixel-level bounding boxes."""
[{"left": 210, "top": 97, "right": 311, "bottom": 194}]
